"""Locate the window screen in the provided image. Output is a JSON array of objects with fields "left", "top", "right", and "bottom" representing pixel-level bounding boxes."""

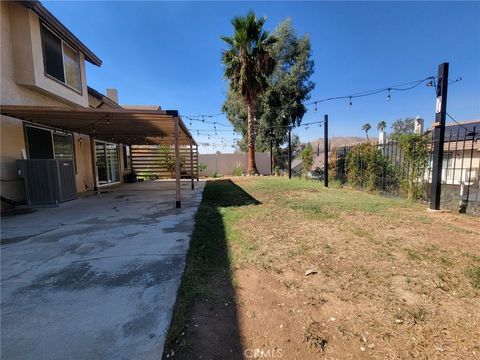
[
  {"left": 41, "top": 25, "right": 65, "bottom": 83},
  {"left": 26, "top": 126, "right": 54, "bottom": 159}
]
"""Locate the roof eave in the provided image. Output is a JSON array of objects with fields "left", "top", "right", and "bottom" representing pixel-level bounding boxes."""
[{"left": 20, "top": 0, "right": 102, "bottom": 67}]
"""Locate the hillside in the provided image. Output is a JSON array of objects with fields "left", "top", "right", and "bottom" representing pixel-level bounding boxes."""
[{"left": 307, "top": 136, "right": 374, "bottom": 152}]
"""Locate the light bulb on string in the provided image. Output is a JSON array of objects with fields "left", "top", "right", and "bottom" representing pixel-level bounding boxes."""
[
  {"left": 386, "top": 89, "right": 391, "bottom": 101},
  {"left": 314, "top": 101, "right": 317, "bottom": 112},
  {"left": 349, "top": 97, "right": 353, "bottom": 107}
]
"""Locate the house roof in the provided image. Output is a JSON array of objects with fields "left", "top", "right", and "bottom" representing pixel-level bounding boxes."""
[
  {"left": 19, "top": 1, "right": 102, "bottom": 66},
  {"left": 0, "top": 106, "right": 196, "bottom": 146},
  {"left": 123, "top": 105, "right": 162, "bottom": 111}
]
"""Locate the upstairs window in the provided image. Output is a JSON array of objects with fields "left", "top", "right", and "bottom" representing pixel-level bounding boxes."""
[{"left": 41, "top": 24, "right": 82, "bottom": 92}]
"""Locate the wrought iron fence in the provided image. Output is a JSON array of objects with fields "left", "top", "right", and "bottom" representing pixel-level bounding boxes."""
[{"left": 331, "top": 125, "right": 479, "bottom": 215}]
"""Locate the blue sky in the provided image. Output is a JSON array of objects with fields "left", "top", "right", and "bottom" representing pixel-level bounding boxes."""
[{"left": 44, "top": 1, "right": 480, "bottom": 153}]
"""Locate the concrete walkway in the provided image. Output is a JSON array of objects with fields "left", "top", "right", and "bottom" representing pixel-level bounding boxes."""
[{"left": 1, "top": 180, "right": 205, "bottom": 360}]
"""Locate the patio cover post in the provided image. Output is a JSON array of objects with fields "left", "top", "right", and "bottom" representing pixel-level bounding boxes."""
[
  {"left": 174, "top": 117, "right": 181, "bottom": 208},
  {"left": 196, "top": 144, "right": 199, "bottom": 181},
  {"left": 189, "top": 137, "right": 194, "bottom": 190},
  {"left": 90, "top": 136, "right": 98, "bottom": 192}
]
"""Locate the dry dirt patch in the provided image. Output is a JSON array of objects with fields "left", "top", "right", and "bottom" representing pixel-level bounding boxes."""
[{"left": 167, "top": 178, "right": 479, "bottom": 359}]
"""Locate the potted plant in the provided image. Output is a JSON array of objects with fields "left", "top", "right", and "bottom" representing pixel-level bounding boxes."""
[{"left": 126, "top": 170, "right": 137, "bottom": 183}]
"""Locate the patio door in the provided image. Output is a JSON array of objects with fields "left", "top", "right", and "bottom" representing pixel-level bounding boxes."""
[{"left": 95, "top": 140, "right": 120, "bottom": 186}]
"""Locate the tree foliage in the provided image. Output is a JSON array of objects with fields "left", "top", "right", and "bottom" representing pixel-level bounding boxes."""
[
  {"left": 300, "top": 143, "right": 314, "bottom": 178},
  {"left": 377, "top": 120, "right": 387, "bottom": 131},
  {"left": 390, "top": 117, "right": 416, "bottom": 138},
  {"left": 223, "top": 18, "right": 315, "bottom": 152},
  {"left": 362, "top": 123, "right": 372, "bottom": 140}
]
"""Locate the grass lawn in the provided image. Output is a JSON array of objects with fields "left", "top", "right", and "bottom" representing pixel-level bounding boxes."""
[{"left": 165, "top": 177, "right": 480, "bottom": 359}]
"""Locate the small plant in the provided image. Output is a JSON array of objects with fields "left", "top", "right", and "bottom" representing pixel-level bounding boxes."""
[
  {"left": 232, "top": 163, "right": 243, "bottom": 176},
  {"left": 212, "top": 171, "right": 222, "bottom": 178},
  {"left": 158, "top": 145, "right": 185, "bottom": 177},
  {"left": 198, "top": 163, "right": 208, "bottom": 177}
]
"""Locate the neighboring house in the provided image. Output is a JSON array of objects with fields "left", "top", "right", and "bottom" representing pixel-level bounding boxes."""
[
  {"left": 426, "top": 120, "right": 480, "bottom": 186},
  {"left": 1, "top": 1, "right": 196, "bottom": 207}
]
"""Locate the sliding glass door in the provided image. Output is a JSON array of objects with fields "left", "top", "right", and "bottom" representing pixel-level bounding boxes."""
[{"left": 95, "top": 141, "right": 120, "bottom": 186}]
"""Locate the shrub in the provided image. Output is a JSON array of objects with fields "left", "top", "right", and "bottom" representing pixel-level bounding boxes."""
[
  {"left": 345, "top": 143, "right": 398, "bottom": 192},
  {"left": 300, "top": 143, "right": 314, "bottom": 178},
  {"left": 397, "top": 134, "right": 428, "bottom": 200}
]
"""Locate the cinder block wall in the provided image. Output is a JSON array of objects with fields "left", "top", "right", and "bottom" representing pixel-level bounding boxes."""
[{"left": 198, "top": 152, "right": 271, "bottom": 176}]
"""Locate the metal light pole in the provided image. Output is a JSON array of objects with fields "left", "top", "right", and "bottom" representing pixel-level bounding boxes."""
[{"left": 430, "top": 63, "right": 449, "bottom": 210}]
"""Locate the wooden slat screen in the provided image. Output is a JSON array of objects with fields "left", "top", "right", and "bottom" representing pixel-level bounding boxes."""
[{"left": 132, "top": 144, "right": 198, "bottom": 179}]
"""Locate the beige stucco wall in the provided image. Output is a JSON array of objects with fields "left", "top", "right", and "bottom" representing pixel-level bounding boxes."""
[
  {"left": 1, "top": 2, "right": 89, "bottom": 107},
  {"left": 0, "top": 2, "right": 98, "bottom": 201},
  {"left": 0, "top": 115, "right": 27, "bottom": 201},
  {"left": 73, "top": 133, "right": 94, "bottom": 192}
]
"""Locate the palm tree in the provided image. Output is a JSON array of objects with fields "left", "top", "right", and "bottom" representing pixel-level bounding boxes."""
[
  {"left": 362, "top": 123, "right": 372, "bottom": 141},
  {"left": 377, "top": 120, "right": 387, "bottom": 132},
  {"left": 221, "top": 11, "right": 276, "bottom": 175}
]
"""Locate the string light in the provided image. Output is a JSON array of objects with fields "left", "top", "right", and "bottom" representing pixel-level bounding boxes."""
[
  {"left": 386, "top": 88, "right": 391, "bottom": 101},
  {"left": 314, "top": 101, "right": 317, "bottom": 112},
  {"left": 349, "top": 96, "right": 352, "bottom": 106}
]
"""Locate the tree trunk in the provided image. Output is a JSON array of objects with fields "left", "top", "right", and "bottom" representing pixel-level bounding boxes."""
[{"left": 246, "top": 100, "right": 258, "bottom": 175}]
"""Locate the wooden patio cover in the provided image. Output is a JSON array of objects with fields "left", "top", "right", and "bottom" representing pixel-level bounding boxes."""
[
  {"left": 0, "top": 106, "right": 196, "bottom": 146},
  {"left": 0, "top": 105, "right": 197, "bottom": 208}
]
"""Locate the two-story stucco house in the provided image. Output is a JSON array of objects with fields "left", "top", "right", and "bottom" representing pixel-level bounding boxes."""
[{"left": 1, "top": 0, "right": 197, "bottom": 208}]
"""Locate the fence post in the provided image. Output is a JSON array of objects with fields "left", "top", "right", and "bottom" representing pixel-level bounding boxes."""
[
  {"left": 430, "top": 62, "right": 449, "bottom": 210},
  {"left": 324, "top": 114, "right": 329, "bottom": 187}
]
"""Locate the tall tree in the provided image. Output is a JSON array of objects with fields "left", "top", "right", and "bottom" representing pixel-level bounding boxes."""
[
  {"left": 223, "top": 19, "right": 315, "bottom": 154},
  {"left": 362, "top": 123, "right": 372, "bottom": 140},
  {"left": 221, "top": 11, "right": 277, "bottom": 174}
]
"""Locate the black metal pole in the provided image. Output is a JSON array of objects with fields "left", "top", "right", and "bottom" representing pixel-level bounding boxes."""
[
  {"left": 270, "top": 138, "right": 273, "bottom": 175},
  {"left": 288, "top": 129, "right": 292, "bottom": 179},
  {"left": 323, "top": 114, "right": 329, "bottom": 187},
  {"left": 430, "top": 62, "right": 449, "bottom": 210}
]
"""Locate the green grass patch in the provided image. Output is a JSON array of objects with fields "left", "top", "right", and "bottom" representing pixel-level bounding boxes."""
[
  {"left": 166, "top": 179, "right": 260, "bottom": 349},
  {"left": 465, "top": 266, "right": 480, "bottom": 289}
]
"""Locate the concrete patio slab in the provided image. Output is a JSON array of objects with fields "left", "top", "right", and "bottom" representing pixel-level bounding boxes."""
[{"left": 1, "top": 180, "right": 205, "bottom": 360}]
